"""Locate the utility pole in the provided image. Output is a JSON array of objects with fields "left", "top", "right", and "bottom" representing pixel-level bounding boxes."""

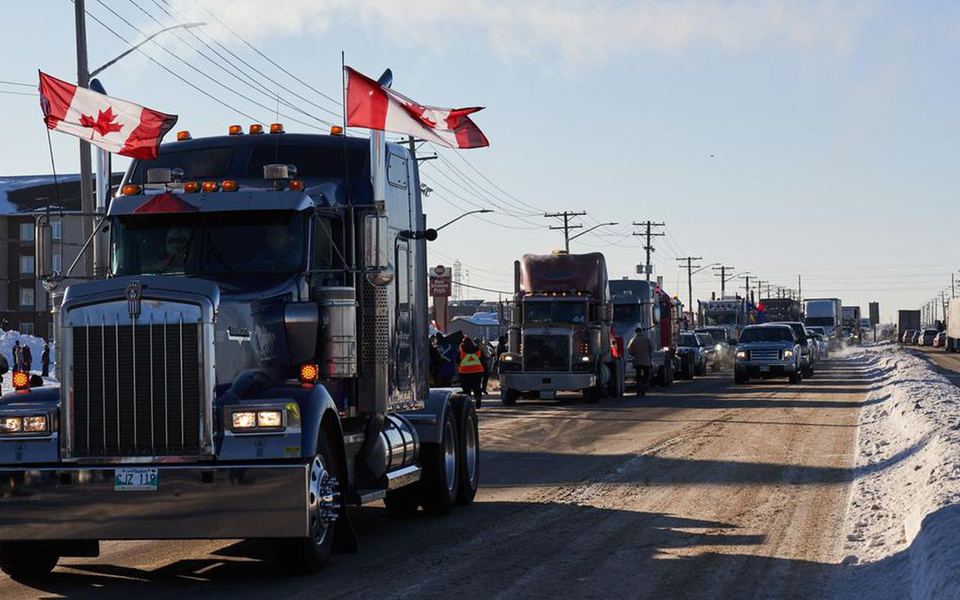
[
  {"left": 677, "top": 256, "right": 702, "bottom": 324},
  {"left": 740, "top": 274, "right": 751, "bottom": 302},
  {"left": 75, "top": 0, "right": 94, "bottom": 275},
  {"left": 632, "top": 221, "right": 665, "bottom": 282},
  {"left": 544, "top": 211, "right": 585, "bottom": 253},
  {"left": 712, "top": 265, "right": 735, "bottom": 297},
  {"left": 798, "top": 275, "right": 802, "bottom": 303}
]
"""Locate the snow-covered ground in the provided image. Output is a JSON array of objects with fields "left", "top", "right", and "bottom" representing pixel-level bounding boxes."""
[
  {"left": 838, "top": 344, "right": 960, "bottom": 599},
  {"left": 0, "top": 330, "right": 54, "bottom": 395}
]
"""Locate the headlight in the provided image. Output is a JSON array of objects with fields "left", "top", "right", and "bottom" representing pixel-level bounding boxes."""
[
  {"left": 736, "top": 350, "right": 747, "bottom": 359},
  {"left": 502, "top": 354, "right": 515, "bottom": 362},
  {"left": 231, "top": 411, "right": 257, "bottom": 429},
  {"left": 257, "top": 410, "right": 283, "bottom": 428},
  {"left": 716, "top": 344, "right": 722, "bottom": 351},
  {"left": 578, "top": 355, "right": 593, "bottom": 363},
  {"left": 662, "top": 346, "right": 670, "bottom": 352},
  {"left": 230, "top": 409, "right": 285, "bottom": 432},
  {"left": 783, "top": 349, "right": 794, "bottom": 358},
  {"left": 0, "top": 413, "right": 50, "bottom": 436}
]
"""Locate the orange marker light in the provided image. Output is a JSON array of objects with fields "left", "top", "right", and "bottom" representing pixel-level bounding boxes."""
[
  {"left": 269, "top": 123, "right": 285, "bottom": 134},
  {"left": 176, "top": 130, "right": 191, "bottom": 141},
  {"left": 201, "top": 181, "right": 219, "bottom": 193},
  {"left": 228, "top": 124, "right": 243, "bottom": 135},
  {"left": 183, "top": 182, "right": 200, "bottom": 193},
  {"left": 221, "top": 180, "right": 238, "bottom": 192},
  {"left": 300, "top": 363, "right": 319, "bottom": 384},
  {"left": 121, "top": 184, "right": 141, "bottom": 196},
  {"left": 330, "top": 125, "right": 344, "bottom": 136},
  {"left": 249, "top": 124, "right": 264, "bottom": 134},
  {"left": 12, "top": 371, "right": 29, "bottom": 390},
  {"left": 288, "top": 180, "right": 305, "bottom": 192}
]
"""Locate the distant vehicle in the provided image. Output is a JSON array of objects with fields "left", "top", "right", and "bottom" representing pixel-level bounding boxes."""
[
  {"left": 696, "top": 327, "right": 732, "bottom": 368},
  {"left": 918, "top": 329, "right": 939, "bottom": 346},
  {"left": 760, "top": 298, "right": 803, "bottom": 322},
  {"left": 842, "top": 306, "right": 862, "bottom": 345},
  {"left": 734, "top": 324, "right": 802, "bottom": 384},
  {"left": 933, "top": 331, "right": 946, "bottom": 348},
  {"left": 911, "top": 330, "right": 921, "bottom": 345},
  {"left": 805, "top": 326, "right": 830, "bottom": 358},
  {"left": 610, "top": 279, "right": 675, "bottom": 387},
  {"left": 677, "top": 332, "right": 716, "bottom": 378},
  {"left": 901, "top": 329, "right": 917, "bottom": 345},
  {"left": 779, "top": 322, "right": 816, "bottom": 377},
  {"left": 699, "top": 297, "right": 752, "bottom": 344},
  {"left": 898, "top": 310, "right": 922, "bottom": 343},
  {"left": 805, "top": 298, "right": 843, "bottom": 346}
]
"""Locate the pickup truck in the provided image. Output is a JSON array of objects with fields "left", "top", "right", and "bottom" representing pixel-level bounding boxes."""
[{"left": 734, "top": 324, "right": 803, "bottom": 384}]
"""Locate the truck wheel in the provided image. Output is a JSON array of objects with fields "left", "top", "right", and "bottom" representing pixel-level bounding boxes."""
[
  {"left": 0, "top": 542, "right": 60, "bottom": 579},
  {"left": 384, "top": 485, "right": 420, "bottom": 519},
  {"left": 605, "top": 362, "right": 623, "bottom": 398},
  {"left": 451, "top": 396, "right": 480, "bottom": 505},
  {"left": 501, "top": 388, "right": 520, "bottom": 406},
  {"left": 664, "top": 360, "right": 675, "bottom": 386},
  {"left": 789, "top": 370, "right": 801, "bottom": 384},
  {"left": 277, "top": 435, "right": 340, "bottom": 574},
  {"left": 697, "top": 359, "right": 707, "bottom": 377},
  {"left": 420, "top": 406, "right": 459, "bottom": 515},
  {"left": 734, "top": 373, "right": 748, "bottom": 384}
]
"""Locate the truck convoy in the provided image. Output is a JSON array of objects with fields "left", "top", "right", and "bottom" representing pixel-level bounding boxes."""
[
  {"left": 0, "top": 126, "right": 482, "bottom": 577},
  {"left": 842, "top": 306, "right": 863, "bottom": 345},
  {"left": 699, "top": 297, "right": 752, "bottom": 343},
  {"left": 499, "top": 252, "right": 625, "bottom": 404},
  {"left": 804, "top": 298, "right": 843, "bottom": 346},
  {"left": 760, "top": 298, "right": 802, "bottom": 323}
]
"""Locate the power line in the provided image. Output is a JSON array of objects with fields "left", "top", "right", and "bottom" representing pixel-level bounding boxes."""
[
  {"left": 544, "top": 211, "right": 586, "bottom": 253},
  {"left": 0, "top": 80, "right": 34, "bottom": 88}
]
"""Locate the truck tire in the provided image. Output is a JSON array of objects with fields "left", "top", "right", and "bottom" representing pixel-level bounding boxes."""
[
  {"left": 0, "top": 542, "right": 60, "bottom": 579},
  {"left": 789, "top": 370, "right": 801, "bottom": 384},
  {"left": 420, "top": 406, "right": 459, "bottom": 515},
  {"left": 277, "top": 434, "right": 340, "bottom": 574},
  {"left": 697, "top": 358, "right": 707, "bottom": 377},
  {"left": 605, "top": 361, "right": 624, "bottom": 398},
  {"left": 451, "top": 396, "right": 480, "bottom": 505},
  {"left": 501, "top": 388, "right": 520, "bottom": 406},
  {"left": 734, "top": 373, "right": 748, "bottom": 384},
  {"left": 664, "top": 360, "right": 675, "bottom": 386}
]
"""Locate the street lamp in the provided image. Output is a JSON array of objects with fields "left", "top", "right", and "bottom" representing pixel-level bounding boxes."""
[
  {"left": 435, "top": 209, "right": 493, "bottom": 232},
  {"left": 89, "top": 22, "right": 206, "bottom": 78},
  {"left": 567, "top": 222, "right": 619, "bottom": 242}
]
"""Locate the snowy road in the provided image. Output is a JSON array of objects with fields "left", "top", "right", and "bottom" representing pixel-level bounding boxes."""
[{"left": 0, "top": 359, "right": 870, "bottom": 600}]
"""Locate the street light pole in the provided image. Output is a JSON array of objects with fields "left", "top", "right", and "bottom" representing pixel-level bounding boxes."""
[
  {"left": 435, "top": 209, "right": 493, "bottom": 231},
  {"left": 567, "top": 222, "right": 619, "bottom": 243}
]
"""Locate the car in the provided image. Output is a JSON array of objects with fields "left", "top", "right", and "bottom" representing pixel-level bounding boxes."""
[
  {"left": 934, "top": 331, "right": 946, "bottom": 348},
  {"left": 696, "top": 327, "right": 733, "bottom": 368},
  {"left": 901, "top": 329, "right": 917, "bottom": 345},
  {"left": 806, "top": 326, "right": 830, "bottom": 359},
  {"left": 734, "top": 324, "right": 803, "bottom": 384},
  {"left": 778, "top": 321, "right": 816, "bottom": 377},
  {"left": 677, "top": 332, "right": 716, "bottom": 378},
  {"left": 918, "top": 328, "right": 939, "bottom": 346},
  {"left": 911, "top": 330, "right": 921, "bottom": 345}
]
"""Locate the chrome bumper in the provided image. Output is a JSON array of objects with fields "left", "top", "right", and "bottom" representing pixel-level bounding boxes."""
[
  {"left": 500, "top": 372, "right": 596, "bottom": 392},
  {"left": 0, "top": 464, "right": 308, "bottom": 541}
]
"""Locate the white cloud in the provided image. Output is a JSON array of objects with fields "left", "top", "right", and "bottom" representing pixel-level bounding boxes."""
[{"left": 171, "top": 0, "right": 872, "bottom": 65}]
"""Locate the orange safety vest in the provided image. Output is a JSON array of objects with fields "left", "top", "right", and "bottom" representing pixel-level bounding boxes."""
[{"left": 458, "top": 350, "right": 484, "bottom": 374}]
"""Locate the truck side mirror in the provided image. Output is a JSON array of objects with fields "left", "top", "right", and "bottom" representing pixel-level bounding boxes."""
[
  {"left": 35, "top": 221, "right": 53, "bottom": 279},
  {"left": 364, "top": 212, "right": 394, "bottom": 286}
]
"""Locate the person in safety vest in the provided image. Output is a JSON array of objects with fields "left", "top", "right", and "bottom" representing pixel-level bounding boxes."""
[{"left": 458, "top": 336, "right": 485, "bottom": 408}]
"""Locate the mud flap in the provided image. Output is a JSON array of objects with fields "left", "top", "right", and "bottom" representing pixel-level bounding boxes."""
[{"left": 333, "top": 508, "right": 359, "bottom": 554}]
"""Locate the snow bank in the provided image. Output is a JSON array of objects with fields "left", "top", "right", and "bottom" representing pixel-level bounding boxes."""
[{"left": 839, "top": 344, "right": 960, "bottom": 599}]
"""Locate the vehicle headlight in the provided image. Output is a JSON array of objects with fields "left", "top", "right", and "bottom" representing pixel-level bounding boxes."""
[
  {"left": 230, "top": 409, "right": 285, "bottom": 432},
  {"left": 783, "top": 349, "right": 794, "bottom": 358},
  {"left": 578, "top": 355, "right": 593, "bottom": 363},
  {"left": 0, "top": 413, "right": 50, "bottom": 436},
  {"left": 736, "top": 350, "right": 747, "bottom": 359},
  {"left": 716, "top": 344, "right": 722, "bottom": 351}
]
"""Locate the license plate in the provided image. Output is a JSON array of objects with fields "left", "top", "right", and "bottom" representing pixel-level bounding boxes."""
[
  {"left": 114, "top": 468, "right": 158, "bottom": 491},
  {"left": 759, "top": 366, "right": 771, "bottom": 372}
]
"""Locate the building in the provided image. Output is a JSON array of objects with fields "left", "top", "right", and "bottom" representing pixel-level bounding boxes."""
[{"left": 0, "top": 174, "right": 112, "bottom": 338}]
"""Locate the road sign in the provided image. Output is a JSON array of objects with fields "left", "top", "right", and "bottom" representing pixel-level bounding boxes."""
[
  {"left": 869, "top": 302, "right": 880, "bottom": 326},
  {"left": 430, "top": 264, "right": 452, "bottom": 297}
]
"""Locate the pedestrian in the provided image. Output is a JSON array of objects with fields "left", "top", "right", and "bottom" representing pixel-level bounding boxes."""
[
  {"left": 11, "top": 341, "right": 21, "bottom": 373},
  {"left": 458, "top": 337, "right": 485, "bottom": 408},
  {"left": 476, "top": 337, "right": 491, "bottom": 394},
  {"left": 21, "top": 344, "right": 32, "bottom": 374},
  {"left": 41, "top": 344, "right": 50, "bottom": 377},
  {"left": 0, "top": 354, "right": 8, "bottom": 387},
  {"left": 627, "top": 327, "right": 653, "bottom": 396},
  {"left": 494, "top": 333, "right": 508, "bottom": 377}
]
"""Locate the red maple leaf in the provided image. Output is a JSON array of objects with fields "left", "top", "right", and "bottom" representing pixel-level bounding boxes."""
[{"left": 79, "top": 106, "right": 123, "bottom": 137}]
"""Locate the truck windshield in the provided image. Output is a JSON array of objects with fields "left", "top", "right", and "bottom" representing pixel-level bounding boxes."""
[
  {"left": 111, "top": 210, "right": 307, "bottom": 278},
  {"left": 524, "top": 301, "right": 588, "bottom": 325},
  {"left": 613, "top": 304, "right": 641, "bottom": 323},
  {"left": 739, "top": 327, "right": 794, "bottom": 343},
  {"left": 805, "top": 317, "right": 835, "bottom": 326},
  {"left": 679, "top": 334, "right": 699, "bottom": 347},
  {"left": 705, "top": 313, "right": 738, "bottom": 326}
]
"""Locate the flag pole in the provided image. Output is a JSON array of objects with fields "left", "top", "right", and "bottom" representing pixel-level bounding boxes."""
[{"left": 341, "top": 51, "right": 347, "bottom": 135}]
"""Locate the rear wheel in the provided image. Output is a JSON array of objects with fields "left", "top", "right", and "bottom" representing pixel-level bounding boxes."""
[
  {"left": 276, "top": 435, "right": 340, "bottom": 574},
  {"left": 451, "top": 396, "right": 480, "bottom": 505},
  {"left": 500, "top": 388, "right": 520, "bottom": 406},
  {"left": 0, "top": 542, "right": 60, "bottom": 579},
  {"left": 420, "top": 407, "right": 459, "bottom": 515},
  {"left": 789, "top": 370, "right": 801, "bottom": 384}
]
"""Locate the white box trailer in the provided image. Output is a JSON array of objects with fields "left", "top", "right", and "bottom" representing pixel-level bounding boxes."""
[{"left": 947, "top": 299, "right": 960, "bottom": 352}]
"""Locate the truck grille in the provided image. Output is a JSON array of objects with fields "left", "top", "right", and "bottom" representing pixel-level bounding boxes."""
[
  {"left": 750, "top": 349, "right": 781, "bottom": 361},
  {"left": 72, "top": 320, "right": 202, "bottom": 457},
  {"left": 523, "top": 334, "right": 570, "bottom": 372}
]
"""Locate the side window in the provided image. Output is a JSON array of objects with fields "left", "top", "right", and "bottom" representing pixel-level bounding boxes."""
[
  {"left": 312, "top": 217, "right": 335, "bottom": 272},
  {"left": 387, "top": 153, "right": 408, "bottom": 189}
]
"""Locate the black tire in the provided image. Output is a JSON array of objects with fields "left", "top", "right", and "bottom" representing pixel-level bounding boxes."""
[
  {"left": 420, "top": 406, "right": 459, "bottom": 516},
  {"left": 614, "top": 363, "right": 625, "bottom": 398},
  {"left": 451, "top": 396, "right": 480, "bottom": 506},
  {"left": 0, "top": 542, "right": 59, "bottom": 579},
  {"left": 789, "top": 370, "right": 801, "bottom": 384},
  {"left": 697, "top": 359, "right": 708, "bottom": 377},
  {"left": 276, "top": 434, "right": 339, "bottom": 574},
  {"left": 734, "top": 373, "right": 748, "bottom": 384},
  {"left": 501, "top": 388, "right": 520, "bottom": 406},
  {"left": 803, "top": 367, "right": 815, "bottom": 378},
  {"left": 664, "top": 360, "right": 675, "bottom": 386},
  {"left": 384, "top": 484, "right": 420, "bottom": 519}
]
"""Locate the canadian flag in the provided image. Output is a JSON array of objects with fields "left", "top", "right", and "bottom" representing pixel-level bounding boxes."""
[
  {"left": 345, "top": 67, "right": 488, "bottom": 149},
  {"left": 39, "top": 72, "right": 177, "bottom": 159}
]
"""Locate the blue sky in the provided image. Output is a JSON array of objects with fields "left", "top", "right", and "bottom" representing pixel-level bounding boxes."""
[{"left": 2, "top": 0, "right": 959, "bottom": 322}]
